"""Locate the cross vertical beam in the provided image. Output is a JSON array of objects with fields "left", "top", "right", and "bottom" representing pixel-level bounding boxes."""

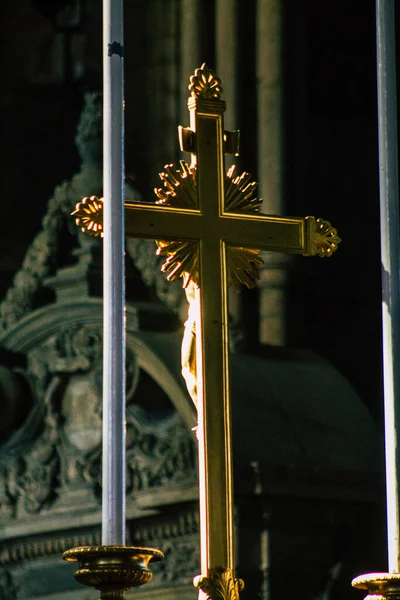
[
  {"left": 72, "top": 63, "right": 341, "bottom": 600},
  {"left": 189, "top": 94, "right": 235, "bottom": 573}
]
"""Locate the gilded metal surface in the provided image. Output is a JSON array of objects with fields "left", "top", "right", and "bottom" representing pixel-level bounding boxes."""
[
  {"left": 73, "top": 196, "right": 104, "bottom": 237},
  {"left": 315, "top": 218, "right": 341, "bottom": 257},
  {"left": 155, "top": 161, "right": 197, "bottom": 208},
  {"left": 224, "top": 165, "right": 261, "bottom": 212},
  {"left": 121, "top": 65, "right": 341, "bottom": 587},
  {"left": 189, "top": 63, "right": 223, "bottom": 100},
  {"left": 154, "top": 162, "right": 263, "bottom": 289},
  {"left": 63, "top": 545, "right": 163, "bottom": 600},
  {"left": 226, "top": 246, "right": 263, "bottom": 291},
  {"left": 194, "top": 567, "right": 244, "bottom": 600},
  {"left": 156, "top": 239, "right": 198, "bottom": 287},
  {"left": 352, "top": 572, "right": 400, "bottom": 600},
  {"left": 72, "top": 64, "right": 341, "bottom": 598}
]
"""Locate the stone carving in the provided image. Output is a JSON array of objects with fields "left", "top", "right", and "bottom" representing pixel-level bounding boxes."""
[
  {"left": 0, "top": 518, "right": 200, "bottom": 592},
  {"left": 75, "top": 92, "right": 102, "bottom": 166},
  {"left": 0, "top": 92, "right": 104, "bottom": 334},
  {"left": 0, "top": 323, "right": 196, "bottom": 520},
  {"left": 2, "top": 388, "right": 59, "bottom": 516},
  {"left": 126, "top": 237, "right": 184, "bottom": 316},
  {"left": 0, "top": 571, "right": 17, "bottom": 600},
  {"left": 126, "top": 406, "right": 197, "bottom": 494},
  {"left": 78, "top": 403, "right": 197, "bottom": 497},
  {"left": 0, "top": 470, "right": 16, "bottom": 521},
  {"left": 153, "top": 539, "right": 200, "bottom": 585},
  {"left": 130, "top": 510, "right": 200, "bottom": 587},
  {"left": 0, "top": 531, "right": 100, "bottom": 566},
  {"left": 0, "top": 89, "right": 185, "bottom": 333}
]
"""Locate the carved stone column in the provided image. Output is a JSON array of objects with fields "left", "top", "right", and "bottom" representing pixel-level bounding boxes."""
[
  {"left": 216, "top": 0, "right": 238, "bottom": 156},
  {"left": 179, "top": 0, "right": 201, "bottom": 125},
  {"left": 216, "top": 0, "right": 241, "bottom": 323},
  {"left": 146, "top": 0, "right": 180, "bottom": 180},
  {"left": 258, "top": 253, "right": 290, "bottom": 348},
  {"left": 256, "top": 0, "right": 287, "bottom": 346}
]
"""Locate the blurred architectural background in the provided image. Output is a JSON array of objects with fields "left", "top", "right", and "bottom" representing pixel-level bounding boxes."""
[{"left": 0, "top": 2, "right": 390, "bottom": 599}]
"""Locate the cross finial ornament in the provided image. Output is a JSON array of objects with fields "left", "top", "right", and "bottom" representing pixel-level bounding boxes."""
[{"left": 73, "top": 63, "right": 340, "bottom": 600}]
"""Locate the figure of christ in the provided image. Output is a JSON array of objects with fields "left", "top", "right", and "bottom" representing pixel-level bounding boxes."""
[{"left": 181, "top": 277, "right": 199, "bottom": 409}]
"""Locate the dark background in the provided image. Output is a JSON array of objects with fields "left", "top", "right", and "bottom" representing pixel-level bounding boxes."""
[
  {"left": 0, "top": 0, "right": 390, "bottom": 485},
  {"left": 1, "top": 0, "right": 385, "bottom": 418},
  {"left": 0, "top": 0, "right": 396, "bottom": 595}
]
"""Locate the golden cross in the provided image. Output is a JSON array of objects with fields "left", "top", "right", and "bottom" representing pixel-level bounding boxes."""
[{"left": 73, "top": 64, "right": 340, "bottom": 600}]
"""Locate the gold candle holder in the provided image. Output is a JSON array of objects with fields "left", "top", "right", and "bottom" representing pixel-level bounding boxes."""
[
  {"left": 353, "top": 573, "right": 400, "bottom": 600},
  {"left": 63, "top": 545, "right": 164, "bottom": 600}
]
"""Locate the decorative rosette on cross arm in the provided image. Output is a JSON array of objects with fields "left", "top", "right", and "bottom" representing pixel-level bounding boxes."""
[
  {"left": 73, "top": 196, "right": 104, "bottom": 237},
  {"left": 71, "top": 167, "right": 341, "bottom": 289},
  {"left": 314, "top": 218, "right": 341, "bottom": 257}
]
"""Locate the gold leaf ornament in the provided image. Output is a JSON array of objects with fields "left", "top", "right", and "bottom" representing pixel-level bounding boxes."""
[
  {"left": 72, "top": 196, "right": 104, "bottom": 237},
  {"left": 315, "top": 218, "right": 341, "bottom": 257},
  {"left": 189, "top": 64, "right": 223, "bottom": 100},
  {"left": 225, "top": 165, "right": 262, "bottom": 213},
  {"left": 154, "top": 163, "right": 263, "bottom": 290},
  {"left": 155, "top": 161, "right": 197, "bottom": 208},
  {"left": 156, "top": 240, "right": 198, "bottom": 287},
  {"left": 194, "top": 567, "right": 244, "bottom": 600},
  {"left": 227, "top": 247, "right": 263, "bottom": 292}
]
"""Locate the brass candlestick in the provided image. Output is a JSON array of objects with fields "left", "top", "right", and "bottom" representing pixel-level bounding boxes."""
[
  {"left": 353, "top": 573, "right": 400, "bottom": 600},
  {"left": 63, "top": 545, "right": 164, "bottom": 600}
]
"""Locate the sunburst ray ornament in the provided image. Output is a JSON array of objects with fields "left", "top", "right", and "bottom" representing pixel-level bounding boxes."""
[
  {"left": 154, "top": 162, "right": 264, "bottom": 290},
  {"left": 155, "top": 161, "right": 197, "bottom": 208},
  {"left": 69, "top": 62, "right": 341, "bottom": 600}
]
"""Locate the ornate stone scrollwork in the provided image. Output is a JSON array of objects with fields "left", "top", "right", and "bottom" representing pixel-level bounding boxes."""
[
  {"left": 152, "top": 539, "right": 200, "bottom": 585},
  {"left": 126, "top": 408, "right": 197, "bottom": 494},
  {"left": 0, "top": 92, "right": 103, "bottom": 334},
  {"left": 0, "top": 323, "right": 196, "bottom": 521},
  {"left": 0, "top": 570, "right": 17, "bottom": 600}
]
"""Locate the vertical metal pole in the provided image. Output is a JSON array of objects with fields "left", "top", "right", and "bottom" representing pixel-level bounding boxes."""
[
  {"left": 376, "top": 0, "right": 400, "bottom": 573},
  {"left": 102, "top": 0, "right": 126, "bottom": 545},
  {"left": 189, "top": 95, "right": 235, "bottom": 576}
]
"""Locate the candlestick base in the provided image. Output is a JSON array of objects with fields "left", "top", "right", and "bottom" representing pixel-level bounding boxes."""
[
  {"left": 63, "top": 545, "right": 164, "bottom": 600},
  {"left": 352, "top": 572, "right": 400, "bottom": 600}
]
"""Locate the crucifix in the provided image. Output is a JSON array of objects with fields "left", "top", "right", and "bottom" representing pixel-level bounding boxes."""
[{"left": 71, "top": 63, "right": 340, "bottom": 599}]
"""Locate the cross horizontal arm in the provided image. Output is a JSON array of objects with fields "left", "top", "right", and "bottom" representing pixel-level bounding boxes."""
[
  {"left": 219, "top": 212, "right": 315, "bottom": 255},
  {"left": 124, "top": 201, "right": 316, "bottom": 256},
  {"left": 124, "top": 202, "right": 201, "bottom": 240}
]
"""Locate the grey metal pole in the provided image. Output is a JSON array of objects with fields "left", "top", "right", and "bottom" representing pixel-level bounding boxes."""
[
  {"left": 376, "top": 0, "right": 400, "bottom": 573},
  {"left": 102, "top": 0, "right": 126, "bottom": 545}
]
